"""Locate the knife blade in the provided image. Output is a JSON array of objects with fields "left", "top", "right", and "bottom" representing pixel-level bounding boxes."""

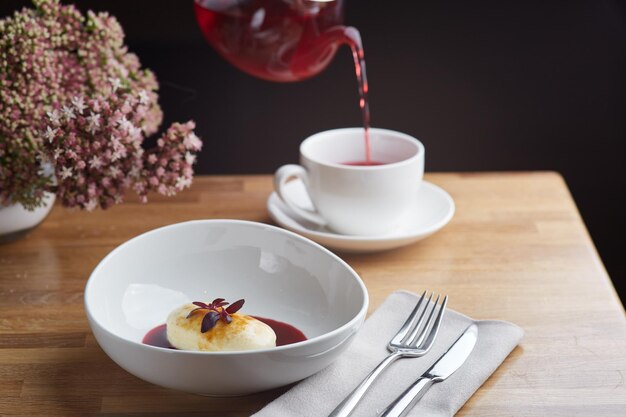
[{"left": 378, "top": 323, "right": 478, "bottom": 417}]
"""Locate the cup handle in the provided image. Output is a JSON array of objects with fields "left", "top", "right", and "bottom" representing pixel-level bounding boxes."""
[{"left": 274, "top": 164, "right": 327, "bottom": 227}]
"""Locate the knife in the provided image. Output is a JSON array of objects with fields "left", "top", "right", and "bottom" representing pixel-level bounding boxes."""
[{"left": 378, "top": 323, "right": 479, "bottom": 417}]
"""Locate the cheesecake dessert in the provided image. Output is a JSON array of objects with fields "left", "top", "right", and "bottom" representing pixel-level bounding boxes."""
[{"left": 166, "top": 298, "right": 276, "bottom": 352}]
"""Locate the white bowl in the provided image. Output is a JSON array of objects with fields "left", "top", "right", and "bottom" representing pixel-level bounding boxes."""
[{"left": 84, "top": 220, "right": 368, "bottom": 396}]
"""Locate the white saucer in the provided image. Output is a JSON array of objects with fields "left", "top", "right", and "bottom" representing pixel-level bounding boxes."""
[{"left": 267, "top": 179, "right": 455, "bottom": 253}]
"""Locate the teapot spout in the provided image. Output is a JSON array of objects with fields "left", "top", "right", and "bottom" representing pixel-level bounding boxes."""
[
  {"left": 290, "top": 25, "right": 364, "bottom": 80},
  {"left": 342, "top": 26, "right": 364, "bottom": 59}
]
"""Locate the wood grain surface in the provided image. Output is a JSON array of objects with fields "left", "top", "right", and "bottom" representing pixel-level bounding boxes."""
[{"left": 1, "top": 172, "right": 625, "bottom": 416}]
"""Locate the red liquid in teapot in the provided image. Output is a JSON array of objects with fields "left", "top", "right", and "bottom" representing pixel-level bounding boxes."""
[
  {"left": 194, "top": 0, "right": 345, "bottom": 82},
  {"left": 194, "top": 0, "right": 372, "bottom": 163},
  {"left": 142, "top": 316, "right": 307, "bottom": 349}
]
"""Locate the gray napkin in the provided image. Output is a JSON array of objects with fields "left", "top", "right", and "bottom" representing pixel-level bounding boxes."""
[{"left": 253, "top": 290, "right": 523, "bottom": 417}]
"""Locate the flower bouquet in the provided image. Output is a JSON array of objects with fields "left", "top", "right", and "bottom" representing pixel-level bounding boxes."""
[{"left": 0, "top": 0, "right": 202, "bottom": 222}]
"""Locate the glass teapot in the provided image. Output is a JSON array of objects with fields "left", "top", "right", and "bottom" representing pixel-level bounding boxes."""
[{"left": 193, "top": 0, "right": 361, "bottom": 82}]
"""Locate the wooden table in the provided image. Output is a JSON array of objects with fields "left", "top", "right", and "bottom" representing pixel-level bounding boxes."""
[{"left": 1, "top": 172, "right": 625, "bottom": 416}]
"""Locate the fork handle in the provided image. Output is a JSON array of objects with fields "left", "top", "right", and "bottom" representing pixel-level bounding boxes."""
[
  {"left": 378, "top": 377, "right": 435, "bottom": 417},
  {"left": 328, "top": 352, "right": 402, "bottom": 417}
]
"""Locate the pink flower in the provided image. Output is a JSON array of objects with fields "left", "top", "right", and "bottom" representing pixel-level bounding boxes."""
[
  {"left": 0, "top": 0, "right": 202, "bottom": 211},
  {"left": 183, "top": 133, "right": 203, "bottom": 151},
  {"left": 72, "top": 96, "right": 87, "bottom": 114}
]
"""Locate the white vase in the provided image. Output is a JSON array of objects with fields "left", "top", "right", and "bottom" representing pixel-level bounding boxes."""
[{"left": 0, "top": 193, "right": 56, "bottom": 243}]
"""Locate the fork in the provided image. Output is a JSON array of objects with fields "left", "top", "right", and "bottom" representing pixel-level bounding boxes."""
[{"left": 328, "top": 291, "right": 448, "bottom": 417}]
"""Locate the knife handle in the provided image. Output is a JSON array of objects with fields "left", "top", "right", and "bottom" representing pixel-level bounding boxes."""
[{"left": 378, "top": 377, "right": 435, "bottom": 417}]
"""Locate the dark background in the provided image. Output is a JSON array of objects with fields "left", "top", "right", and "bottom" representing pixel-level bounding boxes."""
[{"left": 2, "top": 1, "right": 625, "bottom": 303}]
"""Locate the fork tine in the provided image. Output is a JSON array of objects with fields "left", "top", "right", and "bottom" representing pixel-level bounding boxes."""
[
  {"left": 414, "top": 295, "right": 447, "bottom": 350},
  {"left": 399, "top": 292, "right": 434, "bottom": 345},
  {"left": 408, "top": 294, "right": 440, "bottom": 347},
  {"left": 397, "top": 292, "right": 433, "bottom": 345},
  {"left": 389, "top": 291, "right": 428, "bottom": 346}
]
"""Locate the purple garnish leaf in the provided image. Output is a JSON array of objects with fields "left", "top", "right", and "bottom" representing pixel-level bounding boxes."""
[
  {"left": 186, "top": 307, "right": 203, "bottom": 319},
  {"left": 201, "top": 311, "right": 220, "bottom": 333},
  {"left": 192, "top": 301, "right": 208, "bottom": 308},
  {"left": 225, "top": 299, "right": 245, "bottom": 314},
  {"left": 189, "top": 297, "right": 243, "bottom": 331}
]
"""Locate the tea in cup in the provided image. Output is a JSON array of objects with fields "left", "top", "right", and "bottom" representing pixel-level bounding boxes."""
[{"left": 274, "top": 128, "right": 424, "bottom": 236}]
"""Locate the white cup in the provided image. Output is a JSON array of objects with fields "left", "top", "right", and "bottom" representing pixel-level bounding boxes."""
[{"left": 274, "top": 128, "right": 425, "bottom": 236}]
